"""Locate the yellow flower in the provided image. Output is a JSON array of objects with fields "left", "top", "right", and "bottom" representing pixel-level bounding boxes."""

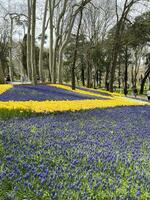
[
  {"left": 0, "top": 98, "right": 149, "bottom": 113},
  {"left": 49, "top": 84, "right": 113, "bottom": 99},
  {"left": 0, "top": 84, "right": 13, "bottom": 94},
  {"left": 0, "top": 84, "right": 149, "bottom": 113},
  {"left": 78, "top": 85, "right": 123, "bottom": 97}
]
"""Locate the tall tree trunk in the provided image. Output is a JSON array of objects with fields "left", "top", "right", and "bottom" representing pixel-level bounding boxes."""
[
  {"left": 57, "top": 1, "right": 91, "bottom": 84},
  {"left": 53, "top": 0, "right": 68, "bottom": 84},
  {"left": 124, "top": 46, "right": 128, "bottom": 95},
  {"left": 27, "top": 0, "right": 32, "bottom": 81},
  {"left": 135, "top": 52, "right": 138, "bottom": 88},
  {"left": 105, "top": 64, "right": 110, "bottom": 91},
  {"left": 9, "top": 17, "right": 13, "bottom": 82},
  {"left": 131, "top": 65, "right": 134, "bottom": 87},
  {"left": 48, "top": 0, "right": 53, "bottom": 82},
  {"left": 72, "top": 9, "right": 83, "bottom": 90},
  {"left": 133, "top": 49, "right": 141, "bottom": 88},
  {"left": 109, "top": 38, "right": 120, "bottom": 92},
  {"left": 38, "top": 0, "right": 48, "bottom": 82},
  {"left": 58, "top": 17, "right": 75, "bottom": 83},
  {"left": 95, "top": 70, "right": 98, "bottom": 87},
  {"left": 93, "top": 73, "right": 96, "bottom": 89},
  {"left": 81, "top": 59, "right": 85, "bottom": 86},
  {"left": 0, "top": 61, "right": 5, "bottom": 83},
  {"left": 98, "top": 70, "right": 102, "bottom": 88},
  {"left": 58, "top": 48, "right": 63, "bottom": 84},
  {"left": 87, "top": 59, "right": 92, "bottom": 88},
  {"left": 31, "top": 0, "right": 37, "bottom": 85},
  {"left": 108, "top": 0, "right": 138, "bottom": 92},
  {"left": 118, "top": 56, "right": 121, "bottom": 88},
  {"left": 140, "top": 66, "right": 150, "bottom": 94}
]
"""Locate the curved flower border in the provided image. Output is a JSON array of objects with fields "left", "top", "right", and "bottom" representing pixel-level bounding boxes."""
[
  {"left": 49, "top": 84, "right": 113, "bottom": 99},
  {"left": 0, "top": 98, "right": 149, "bottom": 113},
  {"left": 0, "top": 84, "right": 13, "bottom": 94},
  {"left": 0, "top": 84, "right": 149, "bottom": 113}
]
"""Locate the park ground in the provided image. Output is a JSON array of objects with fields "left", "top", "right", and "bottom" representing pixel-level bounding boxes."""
[{"left": 0, "top": 84, "right": 150, "bottom": 199}]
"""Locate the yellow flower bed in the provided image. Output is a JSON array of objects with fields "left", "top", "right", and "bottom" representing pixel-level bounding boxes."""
[
  {"left": 98, "top": 89, "right": 123, "bottom": 97},
  {"left": 77, "top": 86, "right": 123, "bottom": 97},
  {"left": 0, "top": 84, "right": 13, "bottom": 94},
  {"left": 0, "top": 98, "right": 149, "bottom": 113},
  {"left": 49, "top": 84, "right": 113, "bottom": 99}
]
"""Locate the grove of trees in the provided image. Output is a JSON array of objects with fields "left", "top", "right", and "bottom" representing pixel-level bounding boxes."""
[{"left": 0, "top": 0, "right": 150, "bottom": 94}]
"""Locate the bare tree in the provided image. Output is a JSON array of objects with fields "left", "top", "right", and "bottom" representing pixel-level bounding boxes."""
[
  {"left": 0, "top": 11, "right": 10, "bottom": 83},
  {"left": 58, "top": 0, "right": 92, "bottom": 84},
  {"left": 47, "top": 0, "right": 92, "bottom": 84},
  {"left": 109, "top": 0, "right": 141, "bottom": 92},
  {"left": 80, "top": 0, "right": 114, "bottom": 88},
  {"left": 72, "top": 8, "right": 83, "bottom": 90},
  {"left": 53, "top": 0, "right": 69, "bottom": 84},
  {"left": 0, "top": 1, "right": 28, "bottom": 82}
]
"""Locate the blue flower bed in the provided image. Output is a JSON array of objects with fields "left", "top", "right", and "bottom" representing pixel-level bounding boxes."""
[
  {"left": 0, "top": 106, "right": 150, "bottom": 199},
  {"left": 0, "top": 85, "right": 105, "bottom": 101}
]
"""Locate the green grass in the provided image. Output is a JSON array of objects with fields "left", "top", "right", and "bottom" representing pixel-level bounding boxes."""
[{"left": 0, "top": 108, "right": 36, "bottom": 120}]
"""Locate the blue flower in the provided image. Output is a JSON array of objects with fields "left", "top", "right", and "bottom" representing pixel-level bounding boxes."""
[
  {"left": 0, "top": 85, "right": 100, "bottom": 101},
  {"left": 0, "top": 106, "right": 150, "bottom": 198}
]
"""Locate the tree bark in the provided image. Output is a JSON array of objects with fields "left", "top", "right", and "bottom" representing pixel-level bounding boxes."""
[
  {"left": 109, "top": 23, "right": 121, "bottom": 92},
  {"left": 140, "top": 65, "right": 150, "bottom": 94},
  {"left": 58, "top": 47, "right": 63, "bottom": 84},
  {"left": 118, "top": 55, "right": 121, "bottom": 88},
  {"left": 9, "top": 17, "right": 14, "bottom": 82},
  {"left": 53, "top": 0, "right": 68, "bottom": 84},
  {"left": 58, "top": 0, "right": 92, "bottom": 84},
  {"left": 31, "top": 0, "right": 37, "bottom": 85},
  {"left": 48, "top": 0, "right": 54, "bottom": 82},
  {"left": 124, "top": 46, "right": 128, "bottom": 95},
  {"left": 27, "top": 0, "right": 32, "bottom": 81},
  {"left": 109, "top": 0, "right": 140, "bottom": 92},
  {"left": 38, "top": 0, "right": 48, "bottom": 83},
  {"left": 0, "top": 61, "right": 5, "bottom": 84},
  {"left": 105, "top": 63, "right": 110, "bottom": 91},
  {"left": 72, "top": 9, "right": 83, "bottom": 90},
  {"left": 134, "top": 49, "right": 141, "bottom": 88},
  {"left": 98, "top": 70, "right": 102, "bottom": 88},
  {"left": 81, "top": 60, "right": 85, "bottom": 86},
  {"left": 58, "top": 17, "right": 75, "bottom": 83},
  {"left": 87, "top": 58, "right": 92, "bottom": 88}
]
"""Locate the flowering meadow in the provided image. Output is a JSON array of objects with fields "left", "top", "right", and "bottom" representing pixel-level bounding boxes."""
[
  {"left": 0, "top": 84, "right": 150, "bottom": 199},
  {"left": 0, "top": 106, "right": 150, "bottom": 199}
]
